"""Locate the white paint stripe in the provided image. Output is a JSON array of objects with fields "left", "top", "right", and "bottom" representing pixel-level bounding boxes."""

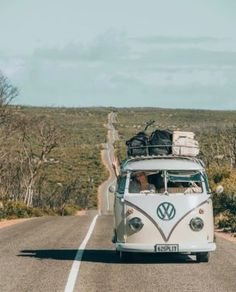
[{"left": 64, "top": 214, "right": 98, "bottom": 292}]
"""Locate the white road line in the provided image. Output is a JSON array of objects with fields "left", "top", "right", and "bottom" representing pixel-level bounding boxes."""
[{"left": 64, "top": 214, "right": 98, "bottom": 292}]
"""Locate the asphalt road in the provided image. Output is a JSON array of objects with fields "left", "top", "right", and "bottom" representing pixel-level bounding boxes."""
[
  {"left": 0, "top": 211, "right": 97, "bottom": 292},
  {"left": 1, "top": 112, "right": 236, "bottom": 292},
  {"left": 77, "top": 215, "right": 236, "bottom": 292},
  {"left": 1, "top": 213, "right": 236, "bottom": 292}
]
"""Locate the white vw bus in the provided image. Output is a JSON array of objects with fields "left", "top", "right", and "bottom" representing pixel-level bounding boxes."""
[{"left": 111, "top": 156, "right": 219, "bottom": 262}]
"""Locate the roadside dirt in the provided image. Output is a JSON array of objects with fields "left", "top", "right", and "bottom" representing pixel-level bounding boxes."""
[
  {"left": 0, "top": 218, "right": 33, "bottom": 230},
  {"left": 75, "top": 210, "right": 87, "bottom": 216},
  {"left": 97, "top": 148, "right": 113, "bottom": 213},
  {"left": 215, "top": 229, "right": 236, "bottom": 244},
  {"left": 0, "top": 210, "right": 87, "bottom": 230}
]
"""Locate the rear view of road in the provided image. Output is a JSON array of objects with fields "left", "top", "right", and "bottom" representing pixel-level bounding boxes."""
[
  {"left": 98, "top": 111, "right": 118, "bottom": 215},
  {"left": 0, "top": 112, "right": 236, "bottom": 292}
]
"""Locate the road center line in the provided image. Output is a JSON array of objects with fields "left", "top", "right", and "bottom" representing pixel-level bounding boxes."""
[{"left": 64, "top": 214, "right": 98, "bottom": 292}]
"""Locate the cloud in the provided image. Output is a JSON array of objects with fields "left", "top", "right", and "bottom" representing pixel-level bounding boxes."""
[
  {"left": 33, "top": 30, "right": 129, "bottom": 62},
  {"left": 131, "top": 36, "right": 227, "bottom": 45},
  {"left": 2, "top": 31, "right": 236, "bottom": 109},
  {"left": 0, "top": 56, "right": 26, "bottom": 79},
  {"left": 134, "top": 48, "right": 236, "bottom": 68}
]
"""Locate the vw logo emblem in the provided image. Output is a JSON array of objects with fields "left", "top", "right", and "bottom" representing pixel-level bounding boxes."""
[{"left": 157, "top": 202, "right": 176, "bottom": 221}]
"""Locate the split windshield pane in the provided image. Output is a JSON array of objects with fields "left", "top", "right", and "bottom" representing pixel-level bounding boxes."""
[{"left": 167, "top": 171, "right": 203, "bottom": 193}]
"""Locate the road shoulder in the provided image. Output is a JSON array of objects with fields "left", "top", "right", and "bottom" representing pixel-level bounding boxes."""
[
  {"left": 0, "top": 218, "right": 34, "bottom": 229},
  {"left": 215, "top": 230, "right": 236, "bottom": 244}
]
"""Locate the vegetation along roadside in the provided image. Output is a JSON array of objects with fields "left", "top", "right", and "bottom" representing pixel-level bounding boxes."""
[
  {"left": 0, "top": 71, "right": 109, "bottom": 219},
  {"left": 0, "top": 73, "right": 235, "bottom": 236}
]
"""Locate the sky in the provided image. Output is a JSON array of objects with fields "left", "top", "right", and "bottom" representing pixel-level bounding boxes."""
[{"left": 0, "top": 0, "right": 236, "bottom": 109}]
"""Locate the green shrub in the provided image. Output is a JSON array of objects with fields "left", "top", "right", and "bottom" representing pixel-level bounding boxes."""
[
  {"left": 0, "top": 201, "right": 46, "bottom": 219},
  {"left": 0, "top": 209, "right": 6, "bottom": 220},
  {"left": 31, "top": 208, "right": 44, "bottom": 217},
  {"left": 60, "top": 204, "right": 78, "bottom": 216},
  {"left": 3, "top": 201, "right": 33, "bottom": 219},
  {"left": 231, "top": 222, "right": 236, "bottom": 233},
  {"left": 210, "top": 167, "right": 231, "bottom": 184},
  {"left": 215, "top": 211, "right": 236, "bottom": 232},
  {"left": 42, "top": 208, "right": 57, "bottom": 216}
]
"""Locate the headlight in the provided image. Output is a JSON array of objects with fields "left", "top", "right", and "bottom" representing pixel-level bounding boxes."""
[
  {"left": 189, "top": 217, "right": 204, "bottom": 231},
  {"left": 128, "top": 217, "right": 144, "bottom": 231}
]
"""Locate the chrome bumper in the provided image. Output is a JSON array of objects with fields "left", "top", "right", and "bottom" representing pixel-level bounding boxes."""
[{"left": 115, "top": 242, "right": 216, "bottom": 253}]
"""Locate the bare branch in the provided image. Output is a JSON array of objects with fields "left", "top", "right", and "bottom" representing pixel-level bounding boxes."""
[{"left": 0, "top": 71, "right": 19, "bottom": 125}]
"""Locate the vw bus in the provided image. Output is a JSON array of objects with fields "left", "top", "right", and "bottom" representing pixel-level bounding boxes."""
[{"left": 111, "top": 156, "right": 219, "bottom": 262}]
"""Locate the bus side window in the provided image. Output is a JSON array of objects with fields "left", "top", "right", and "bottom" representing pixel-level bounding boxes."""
[{"left": 117, "top": 175, "right": 126, "bottom": 194}]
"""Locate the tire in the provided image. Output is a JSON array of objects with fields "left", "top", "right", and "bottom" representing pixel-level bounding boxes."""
[
  {"left": 111, "top": 234, "right": 116, "bottom": 243},
  {"left": 119, "top": 251, "right": 133, "bottom": 262},
  {"left": 196, "top": 252, "right": 209, "bottom": 263}
]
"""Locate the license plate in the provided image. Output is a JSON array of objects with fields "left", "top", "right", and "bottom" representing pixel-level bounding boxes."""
[{"left": 155, "top": 244, "right": 179, "bottom": 253}]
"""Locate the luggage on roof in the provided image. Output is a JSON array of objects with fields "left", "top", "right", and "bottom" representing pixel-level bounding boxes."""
[
  {"left": 126, "top": 120, "right": 155, "bottom": 157},
  {"left": 125, "top": 123, "right": 200, "bottom": 158},
  {"left": 172, "top": 131, "right": 199, "bottom": 157},
  {"left": 126, "top": 132, "right": 149, "bottom": 157},
  {"left": 149, "top": 129, "right": 172, "bottom": 155}
]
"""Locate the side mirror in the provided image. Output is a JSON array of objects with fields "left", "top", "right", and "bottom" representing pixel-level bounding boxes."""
[
  {"left": 215, "top": 185, "right": 224, "bottom": 194},
  {"left": 109, "top": 185, "right": 116, "bottom": 193}
]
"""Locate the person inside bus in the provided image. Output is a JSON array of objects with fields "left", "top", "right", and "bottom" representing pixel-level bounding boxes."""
[
  {"left": 129, "top": 172, "right": 156, "bottom": 193},
  {"left": 153, "top": 172, "right": 165, "bottom": 192},
  {"left": 184, "top": 181, "right": 202, "bottom": 193}
]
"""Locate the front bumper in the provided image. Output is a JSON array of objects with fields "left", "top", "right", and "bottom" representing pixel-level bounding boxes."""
[{"left": 115, "top": 242, "right": 216, "bottom": 253}]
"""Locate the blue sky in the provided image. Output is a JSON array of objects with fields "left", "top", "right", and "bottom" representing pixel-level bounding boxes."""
[{"left": 0, "top": 0, "right": 236, "bottom": 109}]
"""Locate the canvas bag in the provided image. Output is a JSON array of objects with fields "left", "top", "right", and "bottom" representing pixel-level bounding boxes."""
[
  {"left": 126, "top": 132, "right": 149, "bottom": 157},
  {"left": 149, "top": 130, "right": 173, "bottom": 155}
]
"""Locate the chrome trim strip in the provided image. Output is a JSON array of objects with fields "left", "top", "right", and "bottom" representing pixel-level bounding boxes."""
[
  {"left": 125, "top": 199, "right": 210, "bottom": 242},
  {"left": 125, "top": 200, "right": 167, "bottom": 241},
  {"left": 166, "top": 200, "right": 209, "bottom": 241}
]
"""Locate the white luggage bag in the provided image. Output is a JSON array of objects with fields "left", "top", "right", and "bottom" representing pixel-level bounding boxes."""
[{"left": 172, "top": 131, "right": 199, "bottom": 156}]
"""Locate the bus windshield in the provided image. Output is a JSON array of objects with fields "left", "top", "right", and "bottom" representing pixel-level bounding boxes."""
[{"left": 128, "top": 170, "right": 203, "bottom": 194}]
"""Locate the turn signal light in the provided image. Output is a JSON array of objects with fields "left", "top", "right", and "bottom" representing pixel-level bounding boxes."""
[{"left": 127, "top": 208, "right": 134, "bottom": 215}]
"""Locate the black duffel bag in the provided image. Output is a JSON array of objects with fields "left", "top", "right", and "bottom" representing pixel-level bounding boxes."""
[
  {"left": 149, "top": 130, "right": 172, "bottom": 155},
  {"left": 126, "top": 132, "right": 149, "bottom": 157}
]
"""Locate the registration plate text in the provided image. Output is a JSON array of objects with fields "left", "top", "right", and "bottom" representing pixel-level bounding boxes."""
[{"left": 155, "top": 244, "right": 179, "bottom": 253}]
